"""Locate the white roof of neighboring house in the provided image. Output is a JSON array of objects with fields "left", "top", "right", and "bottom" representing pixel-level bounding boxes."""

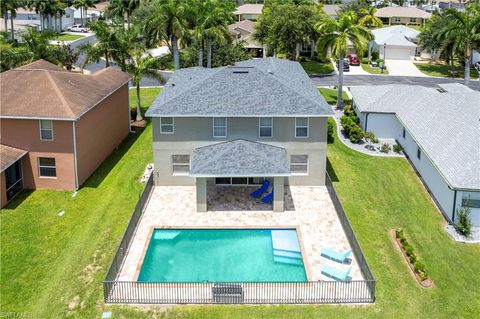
[
  {"left": 374, "top": 6, "right": 432, "bottom": 19},
  {"left": 350, "top": 83, "right": 480, "bottom": 191},
  {"left": 228, "top": 20, "right": 262, "bottom": 49},
  {"left": 228, "top": 19, "right": 255, "bottom": 34},
  {"left": 16, "top": 7, "right": 74, "bottom": 14},
  {"left": 147, "top": 46, "right": 170, "bottom": 59},
  {"left": 234, "top": 4, "right": 263, "bottom": 15},
  {"left": 372, "top": 25, "right": 420, "bottom": 47},
  {"left": 323, "top": 5, "right": 341, "bottom": 17}
]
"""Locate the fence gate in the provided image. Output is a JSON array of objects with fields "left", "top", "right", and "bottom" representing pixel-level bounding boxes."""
[{"left": 212, "top": 283, "right": 244, "bottom": 303}]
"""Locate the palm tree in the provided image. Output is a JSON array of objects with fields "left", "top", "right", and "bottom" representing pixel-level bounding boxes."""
[
  {"left": 203, "top": 0, "right": 234, "bottom": 68},
  {"left": 3, "top": 0, "right": 23, "bottom": 40},
  {"left": 21, "top": 27, "right": 54, "bottom": 60},
  {"left": 438, "top": 4, "right": 480, "bottom": 85},
  {"left": 316, "top": 12, "right": 373, "bottom": 107},
  {"left": 126, "top": 48, "right": 164, "bottom": 121},
  {"left": 28, "top": 0, "right": 54, "bottom": 30},
  {"left": 73, "top": 0, "right": 95, "bottom": 26},
  {"left": 144, "top": 0, "right": 188, "bottom": 70},
  {"left": 358, "top": 8, "right": 383, "bottom": 28},
  {"left": 79, "top": 20, "right": 117, "bottom": 69}
]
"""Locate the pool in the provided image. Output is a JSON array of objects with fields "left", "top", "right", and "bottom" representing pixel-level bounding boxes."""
[{"left": 138, "top": 229, "right": 307, "bottom": 282}]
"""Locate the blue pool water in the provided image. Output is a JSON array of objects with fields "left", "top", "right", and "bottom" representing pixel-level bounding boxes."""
[{"left": 138, "top": 229, "right": 307, "bottom": 282}]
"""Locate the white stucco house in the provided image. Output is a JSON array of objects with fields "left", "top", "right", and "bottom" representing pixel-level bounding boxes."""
[
  {"left": 1, "top": 7, "right": 75, "bottom": 32},
  {"left": 349, "top": 83, "right": 480, "bottom": 226},
  {"left": 370, "top": 25, "right": 420, "bottom": 60}
]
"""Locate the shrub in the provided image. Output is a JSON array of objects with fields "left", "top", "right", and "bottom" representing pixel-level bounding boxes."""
[
  {"left": 349, "top": 125, "right": 364, "bottom": 143},
  {"left": 455, "top": 205, "right": 473, "bottom": 237},
  {"left": 371, "top": 51, "right": 379, "bottom": 61},
  {"left": 393, "top": 143, "right": 403, "bottom": 153},
  {"left": 395, "top": 229, "right": 404, "bottom": 239},
  {"left": 414, "top": 260, "right": 428, "bottom": 280},
  {"left": 380, "top": 143, "right": 391, "bottom": 153},
  {"left": 327, "top": 119, "right": 335, "bottom": 143},
  {"left": 298, "top": 56, "right": 307, "bottom": 62},
  {"left": 364, "top": 131, "right": 378, "bottom": 145},
  {"left": 361, "top": 57, "right": 369, "bottom": 64},
  {"left": 404, "top": 244, "right": 414, "bottom": 257},
  {"left": 377, "top": 58, "right": 384, "bottom": 64},
  {"left": 409, "top": 253, "right": 417, "bottom": 264}
]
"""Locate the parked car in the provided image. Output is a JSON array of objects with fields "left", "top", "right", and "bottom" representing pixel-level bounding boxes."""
[
  {"left": 67, "top": 24, "right": 88, "bottom": 32},
  {"left": 337, "top": 59, "right": 350, "bottom": 72},
  {"left": 347, "top": 54, "right": 360, "bottom": 66}
]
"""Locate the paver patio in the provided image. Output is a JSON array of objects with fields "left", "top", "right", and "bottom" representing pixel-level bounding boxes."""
[{"left": 118, "top": 185, "right": 364, "bottom": 282}]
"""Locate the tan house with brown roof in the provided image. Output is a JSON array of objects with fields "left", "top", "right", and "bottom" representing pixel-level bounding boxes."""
[
  {"left": 374, "top": 6, "right": 432, "bottom": 25},
  {"left": 0, "top": 60, "right": 131, "bottom": 208}
]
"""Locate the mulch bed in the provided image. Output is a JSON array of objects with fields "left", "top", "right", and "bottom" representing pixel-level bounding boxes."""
[
  {"left": 389, "top": 229, "right": 434, "bottom": 288},
  {"left": 131, "top": 120, "right": 147, "bottom": 128}
]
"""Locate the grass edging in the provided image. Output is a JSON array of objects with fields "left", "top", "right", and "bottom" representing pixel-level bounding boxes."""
[{"left": 390, "top": 228, "right": 434, "bottom": 288}]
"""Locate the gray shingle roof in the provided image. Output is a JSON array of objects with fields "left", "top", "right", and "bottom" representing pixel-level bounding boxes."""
[
  {"left": 145, "top": 58, "right": 333, "bottom": 117},
  {"left": 190, "top": 139, "right": 290, "bottom": 177},
  {"left": 350, "top": 83, "right": 480, "bottom": 190}
]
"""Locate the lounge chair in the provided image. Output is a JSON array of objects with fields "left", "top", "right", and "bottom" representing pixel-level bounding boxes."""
[
  {"left": 250, "top": 180, "right": 270, "bottom": 198},
  {"left": 320, "top": 265, "right": 352, "bottom": 281},
  {"left": 261, "top": 190, "right": 274, "bottom": 204},
  {"left": 321, "top": 248, "right": 352, "bottom": 263}
]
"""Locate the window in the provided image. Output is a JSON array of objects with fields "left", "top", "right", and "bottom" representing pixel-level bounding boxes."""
[
  {"left": 290, "top": 155, "right": 308, "bottom": 174},
  {"left": 461, "top": 192, "right": 480, "bottom": 209},
  {"left": 259, "top": 117, "right": 273, "bottom": 138},
  {"left": 171, "top": 155, "right": 190, "bottom": 175},
  {"left": 38, "top": 158, "right": 56, "bottom": 177},
  {"left": 410, "top": 18, "right": 416, "bottom": 23},
  {"left": 65, "top": 14, "right": 71, "bottom": 18},
  {"left": 416, "top": 147, "right": 421, "bottom": 160},
  {"left": 160, "top": 117, "right": 174, "bottom": 134},
  {"left": 39, "top": 120, "right": 53, "bottom": 140},
  {"left": 402, "top": 128, "right": 406, "bottom": 139},
  {"left": 295, "top": 117, "right": 309, "bottom": 138},
  {"left": 213, "top": 117, "right": 227, "bottom": 137},
  {"left": 394, "top": 17, "right": 401, "bottom": 23}
]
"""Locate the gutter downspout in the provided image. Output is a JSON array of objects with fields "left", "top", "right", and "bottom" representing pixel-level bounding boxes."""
[
  {"left": 365, "top": 113, "right": 369, "bottom": 132},
  {"left": 72, "top": 121, "right": 79, "bottom": 190},
  {"left": 451, "top": 190, "right": 457, "bottom": 224}
]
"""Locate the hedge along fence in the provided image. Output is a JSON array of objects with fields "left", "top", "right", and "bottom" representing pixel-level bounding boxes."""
[
  {"left": 393, "top": 229, "right": 433, "bottom": 288},
  {"left": 340, "top": 106, "right": 364, "bottom": 144}
]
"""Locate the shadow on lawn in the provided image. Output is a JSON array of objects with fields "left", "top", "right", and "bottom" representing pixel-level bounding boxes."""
[
  {"left": 326, "top": 157, "right": 339, "bottom": 182},
  {"left": 2, "top": 190, "right": 35, "bottom": 210},
  {"left": 81, "top": 124, "right": 148, "bottom": 189}
]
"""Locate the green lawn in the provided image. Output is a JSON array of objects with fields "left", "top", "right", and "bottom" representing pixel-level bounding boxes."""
[
  {"left": 318, "top": 87, "right": 350, "bottom": 105},
  {"left": 414, "top": 63, "right": 479, "bottom": 79},
  {"left": 1, "top": 91, "right": 479, "bottom": 318},
  {"left": 300, "top": 61, "right": 334, "bottom": 75},
  {"left": 53, "top": 33, "right": 84, "bottom": 41},
  {"left": 361, "top": 62, "right": 389, "bottom": 75}
]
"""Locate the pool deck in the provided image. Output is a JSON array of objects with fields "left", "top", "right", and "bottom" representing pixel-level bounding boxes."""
[{"left": 119, "top": 185, "right": 364, "bottom": 283}]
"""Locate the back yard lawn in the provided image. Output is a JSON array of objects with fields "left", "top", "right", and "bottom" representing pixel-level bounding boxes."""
[
  {"left": 415, "top": 62, "right": 479, "bottom": 79},
  {"left": 1, "top": 92, "right": 479, "bottom": 318}
]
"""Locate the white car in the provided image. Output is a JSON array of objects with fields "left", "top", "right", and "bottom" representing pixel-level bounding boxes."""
[{"left": 67, "top": 24, "right": 88, "bottom": 33}]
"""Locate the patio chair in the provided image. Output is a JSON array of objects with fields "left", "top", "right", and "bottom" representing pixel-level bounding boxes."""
[
  {"left": 321, "top": 248, "right": 352, "bottom": 263},
  {"left": 250, "top": 180, "right": 270, "bottom": 198},
  {"left": 261, "top": 190, "right": 274, "bottom": 204},
  {"left": 320, "top": 265, "right": 352, "bottom": 281}
]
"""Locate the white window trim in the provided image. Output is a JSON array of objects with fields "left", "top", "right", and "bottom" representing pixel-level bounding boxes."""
[
  {"left": 295, "top": 117, "right": 309, "bottom": 138},
  {"left": 171, "top": 155, "right": 190, "bottom": 176},
  {"left": 290, "top": 155, "right": 309, "bottom": 176},
  {"left": 160, "top": 117, "right": 174, "bottom": 134},
  {"left": 38, "top": 157, "right": 57, "bottom": 179},
  {"left": 213, "top": 117, "right": 227, "bottom": 138},
  {"left": 39, "top": 120, "right": 54, "bottom": 141},
  {"left": 259, "top": 117, "right": 273, "bottom": 138}
]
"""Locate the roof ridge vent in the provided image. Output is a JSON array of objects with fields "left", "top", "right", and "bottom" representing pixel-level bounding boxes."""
[{"left": 436, "top": 86, "right": 448, "bottom": 93}]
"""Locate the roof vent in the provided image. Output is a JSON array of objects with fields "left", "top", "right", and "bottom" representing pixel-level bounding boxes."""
[
  {"left": 267, "top": 69, "right": 274, "bottom": 74},
  {"left": 171, "top": 83, "right": 175, "bottom": 87},
  {"left": 436, "top": 86, "right": 447, "bottom": 93},
  {"left": 232, "top": 70, "right": 249, "bottom": 74}
]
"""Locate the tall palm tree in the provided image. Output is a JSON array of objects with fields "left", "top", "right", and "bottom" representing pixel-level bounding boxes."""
[
  {"left": 438, "top": 4, "right": 480, "bottom": 85},
  {"left": 3, "top": 0, "right": 23, "bottom": 40},
  {"left": 126, "top": 48, "right": 164, "bottom": 121},
  {"left": 73, "top": 0, "right": 95, "bottom": 26},
  {"left": 144, "top": 0, "right": 188, "bottom": 70},
  {"left": 316, "top": 12, "right": 373, "bottom": 107},
  {"left": 358, "top": 7, "right": 383, "bottom": 28},
  {"left": 203, "top": 0, "right": 234, "bottom": 68},
  {"left": 79, "top": 20, "right": 118, "bottom": 69}
]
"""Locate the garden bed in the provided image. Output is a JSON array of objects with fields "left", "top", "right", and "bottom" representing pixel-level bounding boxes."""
[{"left": 390, "top": 229, "right": 434, "bottom": 288}]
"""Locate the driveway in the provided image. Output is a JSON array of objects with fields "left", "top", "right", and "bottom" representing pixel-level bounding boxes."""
[
  {"left": 385, "top": 59, "right": 426, "bottom": 77},
  {"left": 347, "top": 65, "right": 369, "bottom": 75}
]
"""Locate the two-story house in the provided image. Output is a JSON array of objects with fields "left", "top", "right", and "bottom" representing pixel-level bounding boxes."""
[
  {"left": 0, "top": 60, "right": 130, "bottom": 208},
  {"left": 1, "top": 7, "right": 75, "bottom": 33},
  {"left": 146, "top": 58, "right": 333, "bottom": 212}
]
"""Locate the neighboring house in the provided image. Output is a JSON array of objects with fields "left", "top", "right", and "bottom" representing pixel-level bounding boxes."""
[
  {"left": 438, "top": 0, "right": 468, "bottom": 10},
  {"left": 370, "top": 25, "right": 420, "bottom": 60},
  {"left": 228, "top": 19, "right": 263, "bottom": 57},
  {"left": 145, "top": 58, "right": 333, "bottom": 212},
  {"left": 0, "top": 7, "right": 75, "bottom": 32},
  {"left": 73, "top": 7, "right": 101, "bottom": 25},
  {"left": 323, "top": 4, "right": 341, "bottom": 19},
  {"left": 0, "top": 60, "right": 131, "bottom": 208},
  {"left": 374, "top": 6, "right": 432, "bottom": 26},
  {"left": 349, "top": 83, "right": 480, "bottom": 226},
  {"left": 234, "top": 4, "right": 263, "bottom": 21}
]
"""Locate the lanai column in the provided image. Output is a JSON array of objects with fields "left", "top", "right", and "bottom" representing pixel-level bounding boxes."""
[
  {"left": 196, "top": 177, "right": 207, "bottom": 212},
  {"left": 273, "top": 176, "right": 284, "bottom": 212}
]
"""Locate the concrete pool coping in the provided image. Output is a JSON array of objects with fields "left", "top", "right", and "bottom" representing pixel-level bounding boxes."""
[{"left": 133, "top": 226, "right": 312, "bottom": 282}]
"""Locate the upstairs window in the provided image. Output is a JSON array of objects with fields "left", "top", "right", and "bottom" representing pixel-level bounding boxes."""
[
  {"left": 259, "top": 117, "right": 273, "bottom": 138},
  {"left": 290, "top": 155, "right": 308, "bottom": 175},
  {"left": 402, "top": 128, "right": 406, "bottom": 139},
  {"left": 213, "top": 117, "right": 227, "bottom": 138},
  {"left": 172, "top": 155, "right": 190, "bottom": 175},
  {"left": 38, "top": 157, "right": 56, "bottom": 177},
  {"left": 39, "top": 120, "right": 53, "bottom": 141},
  {"left": 160, "top": 117, "right": 174, "bottom": 134},
  {"left": 295, "top": 117, "right": 309, "bottom": 138}
]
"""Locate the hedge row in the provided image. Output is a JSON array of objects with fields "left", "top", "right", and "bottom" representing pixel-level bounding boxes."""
[{"left": 395, "top": 229, "right": 428, "bottom": 281}]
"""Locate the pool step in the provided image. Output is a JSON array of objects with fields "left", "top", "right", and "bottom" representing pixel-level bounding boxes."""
[
  {"left": 273, "top": 255, "right": 304, "bottom": 266},
  {"left": 153, "top": 230, "right": 181, "bottom": 240},
  {"left": 273, "top": 249, "right": 302, "bottom": 259}
]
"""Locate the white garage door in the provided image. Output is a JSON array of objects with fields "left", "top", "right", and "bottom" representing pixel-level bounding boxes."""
[{"left": 385, "top": 47, "right": 412, "bottom": 60}]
